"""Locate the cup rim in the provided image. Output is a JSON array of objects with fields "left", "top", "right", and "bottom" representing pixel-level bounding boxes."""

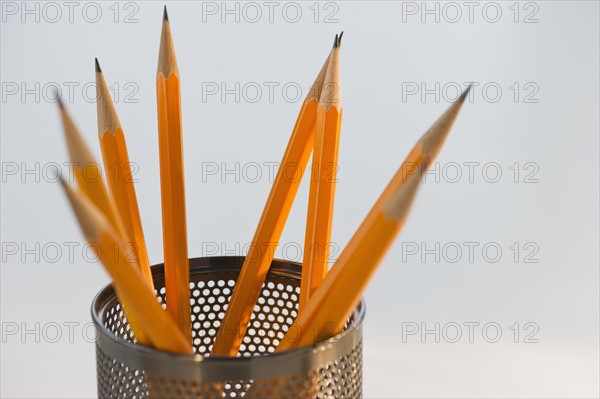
[{"left": 91, "top": 256, "right": 365, "bottom": 369}]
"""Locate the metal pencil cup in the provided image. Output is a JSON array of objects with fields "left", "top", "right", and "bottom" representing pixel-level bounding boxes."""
[{"left": 92, "top": 256, "right": 365, "bottom": 398}]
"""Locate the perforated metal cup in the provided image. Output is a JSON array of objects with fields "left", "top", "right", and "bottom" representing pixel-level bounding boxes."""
[{"left": 92, "top": 256, "right": 365, "bottom": 398}]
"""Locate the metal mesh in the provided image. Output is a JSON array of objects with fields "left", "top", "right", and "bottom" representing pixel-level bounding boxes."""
[{"left": 93, "top": 257, "right": 364, "bottom": 399}]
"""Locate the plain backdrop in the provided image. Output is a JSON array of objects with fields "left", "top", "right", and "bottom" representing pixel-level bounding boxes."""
[{"left": 1, "top": 1, "right": 599, "bottom": 397}]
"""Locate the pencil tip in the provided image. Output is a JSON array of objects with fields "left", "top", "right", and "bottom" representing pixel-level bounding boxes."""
[
  {"left": 333, "top": 33, "right": 339, "bottom": 49},
  {"left": 54, "top": 89, "right": 64, "bottom": 108},
  {"left": 163, "top": 5, "right": 169, "bottom": 21},
  {"left": 56, "top": 171, "right": 66, "bottom": 187},
  {"left": 337, "top": 31, "right": 344, "bottom": 47},
  {"left": 95, "top": 58, "right": 102, "bottom": 73},
  {"left": 459, "top": 84, "right": 472, "bottom": 102}
]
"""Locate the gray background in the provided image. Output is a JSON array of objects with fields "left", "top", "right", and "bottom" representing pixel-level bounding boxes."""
[{"left": 1, "top": 1, "right": 599, "bottom": 397}]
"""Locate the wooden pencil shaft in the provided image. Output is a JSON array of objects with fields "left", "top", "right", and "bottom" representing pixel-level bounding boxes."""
[
  {"left": 95, "top": 65, "right": 154, "bottom": 289},
  {"left": 58, "top": 102, "right": 123, "bottom": 237},
  {"left": 299, "top": 44, "right": 342, "bottom": 311},
  {"left": 157, "top": 15, "right": 191, "bottom": 340},
  {"left": 336, "top": 93, "right": 467, "bottom": 253},
  {"left": 279, "top": 166, "right": 425, "bottom": 350},
  {"left": 300, "top": 106, "right": 342, "bottom": 311},
  {"left": 283, "top": 215, "right": 399, "bottom": 349},
  {"left": 100, "top": 232, "right": 191, "bottom": 354},
  {"left": 61, "top": 181, "right": 191, "bottom": 353},
  {"left": 210, "top": 99, "right": 318, "bottom": 356},
  {"left": 283, "top": 93, "right": 469, "bottom": 349},
  {"left": 211, "top": 50, "right": 332, "bottom": 357},
  {"left": 157, "top": 73, "right": 191, "bottom": 338}
]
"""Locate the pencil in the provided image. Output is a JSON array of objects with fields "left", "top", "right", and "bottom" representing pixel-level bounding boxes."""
[
  {"left": 57, "top": 97, "right": 124, "bottom": 238},
  {"left": 279, "top": 90, "right": 469, "bottom": 350},
  {"left": 279, "top": 162, "right": 427, "bottom": 350},
  {"left": 346, "top": 86, "right": 472, "bottom": 248},
  {"left": 59, "top": 178, "right": 192, "bottom": 354},
  {"left": 156, "top": 7, "right": 191, "bottom": 340},
  {"left": 299, "top": 32, "right": 343, "bottom": 311},
  {"left": 211, "top": 42, "right": 334, "bottom": 357},
  {"left": 95, "top": 59, "right": 154, "bottom": 290}
]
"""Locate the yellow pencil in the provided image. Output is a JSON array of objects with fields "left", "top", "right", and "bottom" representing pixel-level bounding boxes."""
[
  {"left": 211, "top": 41, "right": 335, "bottom": 357},
  {"left": 346, "top": 86, "right": 471, "bottom": 248},
  {"left": 279, "top": 162, "right": 427, "bottom": 350},
  {"left": 57, "top": 97, "right": 124, "bottom": 238},
  {"left": 299, "top": 32, "right": 343, "bottom": 311},
  {"left": 156, "top": 7, "right": 191, "bottom": 340},
  {"left": 280, "top": 89, "right": 470, "bottom": 349},
  {"left": 59, "top": 178, "right": 192, "bottom": 354},
  {"left": 95, "top": 59, "right": 154, "bottom": 290}
]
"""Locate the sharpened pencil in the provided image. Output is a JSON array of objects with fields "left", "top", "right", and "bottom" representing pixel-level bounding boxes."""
[
  {"left": 59, "top": 178, "right": 192, "bottom": 354},
  {"left": 57, "top": 97, "right": 124, "bottom": 238},
  {"left": 211, "top": 42, "right": 335, "bottom": 357},
  {"left": 299, "top": 32, "right": 344, "bottom": 312},
  {"left": 156, "top": 7, "right": 191, "bottom": 340},
  {"left": 279, "top": 162, "right": 427, "bottom": 350},
  {"left": 95, "top": 59, "right": 154, "bottom": 291},
  {"left": 341, "top": 85, "right": 471, "bottom": 252},
  {"left": 279, "top": 90, "right": 470, "bottom": 349}
]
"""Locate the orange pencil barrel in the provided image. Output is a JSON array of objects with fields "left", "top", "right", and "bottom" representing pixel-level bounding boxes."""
[
  {"left": 60, "top": 180, "right": 192, "bottom": 354},
  {"left": 279, "top": 165, "right": 425, "bottom": 351},
  {"left": 156, "top": 11, "right": 191, "bottom": 340},
  {"left": 281, "top": 88, "right": 470, "bottom": 350},
  {"left": 95, "top": 59, "right": 154, "bottom": 290},
  {"left": 299, "top": 34, "right": 343, "bottom": 311},
  {"left": 335, "top": 87, "right": 470, "bottom": 254},
  {"left": 57, "top": 99, "right": 124, "bottom": 237},
  {"left": 211, "top": 49, "right": 332, "bottom": 357}
]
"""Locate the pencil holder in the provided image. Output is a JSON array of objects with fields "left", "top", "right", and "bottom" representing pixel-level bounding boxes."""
[{"left": 92, "top": 256, "right": 365, "bottom": 398}]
